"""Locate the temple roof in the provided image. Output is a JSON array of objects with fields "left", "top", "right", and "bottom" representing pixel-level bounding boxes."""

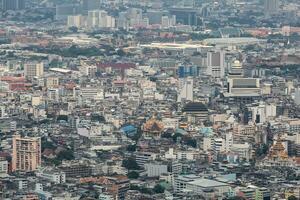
[
  {"left": 143, "top": 118, "right": 164, "bottom": 133},
  {"left": 183, "top": 102, "right": 208, "bottom": 112}
]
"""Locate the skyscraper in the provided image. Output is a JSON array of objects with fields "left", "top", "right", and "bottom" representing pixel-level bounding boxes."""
[
  {"left": 206, "top": 51, "right": 225, "bottom": 79},
  {"left": 12, "top": 135, "right": 41, "bottom": 172},
  {"left": 1, "top": 0, "right": 25, "bottom": 11},
  {"left": 177, "top": 78, "right": 193, "bottom": 103},
  {"left": 82, "top": 0, "right": 100, "bottom": 13},
  {"left": 55, "top": 4, "right": 81, "bottom": 21},
  {"left": 169, "top": 8, "right": 198, "bottom": 26},
  {"left": 67, "top": 15, "right": 86, "bottom": 28},
  {"left": 264, "top": 0, "right": 279, "bottom": 15},
  {"left": 87, "top": 10, "right": 115, "bottom": 28}
]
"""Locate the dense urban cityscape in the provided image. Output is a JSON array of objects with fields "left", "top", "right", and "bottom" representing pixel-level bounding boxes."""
[{"left": 0, "top": 0, "right": 300, "bottom": 199}]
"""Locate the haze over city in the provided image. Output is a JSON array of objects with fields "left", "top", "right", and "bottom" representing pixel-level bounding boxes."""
[{"left": 0, "top": 0, "right": 299, "bottom": 199}]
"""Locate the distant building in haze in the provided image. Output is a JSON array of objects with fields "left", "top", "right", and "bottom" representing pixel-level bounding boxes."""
[
  {"left": 0, "top": 0, "right": 25, "bottom": 11},
  {"left": 264, "top": 0, "right": 279, "bottom": 16}
]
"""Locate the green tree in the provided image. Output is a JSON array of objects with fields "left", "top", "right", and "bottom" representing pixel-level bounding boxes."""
[
  {"left": 140, "top": 187, "right": 153, "bottom": 194},
  {"left": 52, "top": 159, "right": 61, "bottom": 166},
  {"left": 126, "top": 144, "right": 136, "bottom": 152},
  {"left": 288, "top": 195, "right": 297, "bottom": 200},
  {"left": 57, "top": 149, "right": 74, "bottom": 161},
  {"left": 172, "top": 132, "right": 182, "bottom": 143},
  {"left": 69, "top": 26, "right": 78, "bottom": 33},
  {"left": 127, "top": 171, "right": 139, "bottom": 179},
  {"left": 153, "top": 184, "right": 165, "bottom": 193},
  {"left": 116, "top": 49, "right": 125, "bottom": 57},
  {"left": 122, "top": 157, "right": 140, "bottom": 170},
  {"left": 161, "top": 132, "right": 172, "bottom": 138},
  {"left": 41, "top": 138, "right": 56, "bottom": 151},
  {"left": 185, "top": 138, "right": 197, "bottom": 148},
  {"left": 131, "top": 129, "right": 142, "bottom": 142}
]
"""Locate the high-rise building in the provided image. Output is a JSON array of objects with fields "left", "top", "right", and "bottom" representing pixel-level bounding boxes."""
[
  {"left": 147, "top": 10, "right": 165, "bottom": 24},
  {"left": 169, "top": 8, "right": 198, "bottom": 26},
  {"left": 127, "top": 8, "right": 143, "bottom": 27},
  {"left": 24, "top": 62, "right": 44, "bottom": 80},
  {"left": 264, "top": 0, "right": 279, "bottom": 15},
  {"left": 177, "top": 78, "right": 193, "bottom": 102},
  {"left": 88, "top": 10, "right": 100, "bottom": 28},
  {"left": 82, "top": 0, "right": 100, "bottom": 13},
  {"left": 87, "top": 10, "right": 115, "bottom": 28},
  {"left": 294, "top": 88, "right": 300, "bottom": 105},
  {"left": 206, "top": 51, "right": 225, "bottom": 79},
  {"left": 99, "top": 11, "right": 109, "bottom": 27},
  {"left": 67, "top": 15, "right": 86, "bottom": 28},
  {"left": 161, "top": 16, "right": 170, "bottom": 28},
  {"left": 0, "top": 0, "right": 25, "bottom": 11},
  {"left": 12, "top": 135, "right": 41, "bottom": 172},
  {"left": 55, "top": 4, "right": 81, "bottom": 21}
]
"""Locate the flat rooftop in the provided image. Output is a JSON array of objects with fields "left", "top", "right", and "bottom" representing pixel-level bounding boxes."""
[
  {"left": 188, "top": 178, "right": 229, "bottom": 188},
  {"left": 140, "top": 42, "right": 212, "bottom": 50},
  {"left": 203, "top": 37, "right": 266, "bottom": 45}
]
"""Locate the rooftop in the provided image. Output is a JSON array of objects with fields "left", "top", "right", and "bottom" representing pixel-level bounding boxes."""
[
  {"left": 183, "top": 102, "right": 208, "bottom": 112},
  {"left": 188, "top": 178, "right": 229, "bottom": 188}
]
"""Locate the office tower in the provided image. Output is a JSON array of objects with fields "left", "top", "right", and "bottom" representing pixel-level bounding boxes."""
[
  {"left": 169, "top": 8, "right": 198, "bottom": 26},
  {"left": 147, "top": 10, "right": 164, "bottom": 24},
  {"left": 177, "top": 78, "right": 193, "bottom": 103},
  {"left": 88, "top": 10, "right": 115, "bottom": 28},
  {"left": 24, "top": 62, "right": 44, "bottom": 80},
  {"left": 170, "top": 15, "right": 176, "bottom": 26},
  {"left": 55, "top": 4, "right": 81, "bottom": 21},
  {"left": 161, "top": 16, "right": 170, "bottom": 28},
  {"left": 88, "top": 10, "right": 100, "bottom": 28},
  {"left": 82, "top": 0, "right": 100, "bottom": 13},
  {"left": 1, "top": 0, "right": 25, "bottom": 11},
  {"left": 99, "top": 10, "right": 108, "bottom": 27},
  {"left": 178, "top": 65, "right": 199, "bottom": 78},
  {"left": 12, "top": 135, "right": 41, "bottom": 172},
  {"left": 206, "top": 51, "right": 225, "bottom": 79},
  {"left": 127, "top": 8, "right": 143, "bottom": 27},
  {"left": 264, "top": 0, "right": 279, "bottom": 15},
  {"left": 117, "top": 12, "right": 129, "bottom": 29}
]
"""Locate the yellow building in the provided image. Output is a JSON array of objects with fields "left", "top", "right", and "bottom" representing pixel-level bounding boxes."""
[
  {"left": 46, "top": 76, "right": 59, "bottom": 88},
  {"left": 24, "top": 62, "right": 44, "bottom": 80},
  {"left": 12, "top": 135, "right": 41, "bottom": 172}
]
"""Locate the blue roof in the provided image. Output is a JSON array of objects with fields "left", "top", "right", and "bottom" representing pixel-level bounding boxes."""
[
  {"left": 176, "top": 128, "right": 187, "bottom": 135},
  {"left": 200, "top": 127, "right": 213, "bottom": 137},
  {"left": 121, "top": 125, "right": 137, "bottom": 132}
]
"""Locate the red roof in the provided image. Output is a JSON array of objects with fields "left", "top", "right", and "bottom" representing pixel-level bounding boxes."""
[{"left": 0, "top": 76, "right": 25, "bottom": 82}]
